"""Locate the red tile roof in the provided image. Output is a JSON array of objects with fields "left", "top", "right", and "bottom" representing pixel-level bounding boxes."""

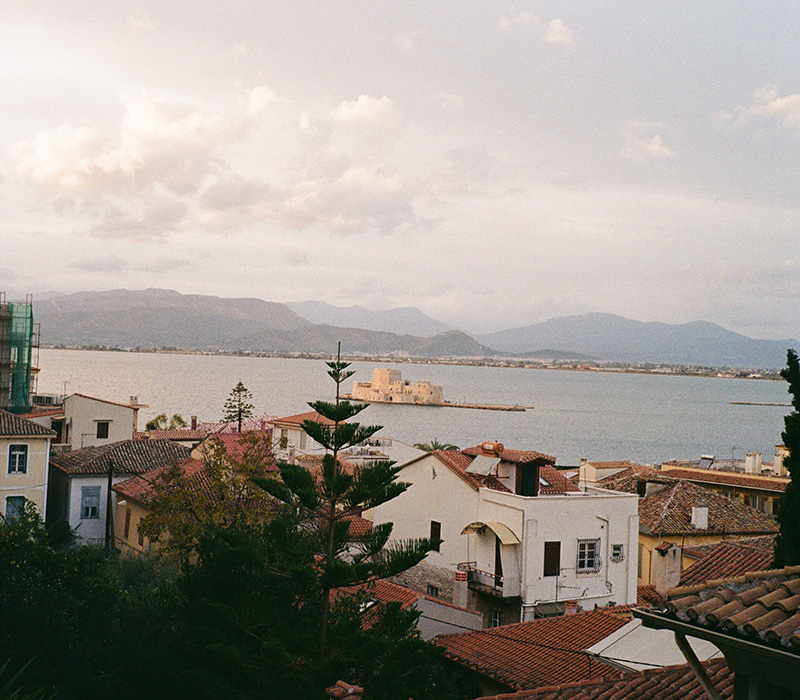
[
  {"left": 112, "top": 458, "right": 206, "bottom": 504},
  {"left": 638, "top": 480, "right": 779, "bottom": 537},
  {"left": 659, "top": 466, "right": 789, "bottom": 493},
  {"left": 343, "top": 513, "right": 373, "bottom": 537},
  {"left": 636, "top": 585, "right": 663, "bottom": 606},
  {"left": 472, "top": 658, "right": 733, "bottom": 700},
  {"left": 437, "top": 610, "right": 628, "bottom": 691},
  {"left": 138, "top": 429, "right": 210, "bottom": 441},
  {"left": 431, "top": 451, "right": 578, "bottom": 495},
  {"left": 16, "top": 407, "right": 64, "bottom": 419},
  {"left": 0, "top": 409, "right": 57, "bottom": 437},
  {"left": 679, "top": 539, "right": 776, "bottom": 587},
  {"left": 67, "top": 392, "right": 144, "bottom": 409},
  {"left": 463, "top": 445, "right": 556, "bottom": 465},
  {"left": 268, "top": 410, "right": 336, "bottom": 427},
  {"left": 596, "top": 464, "right": 677, "bottom": 494},
  {"left": 657, "top": 566, "right": 800, "bottom": 654},
  {"left": 50, "top": 439, "right": 190, "bottom": 476}
]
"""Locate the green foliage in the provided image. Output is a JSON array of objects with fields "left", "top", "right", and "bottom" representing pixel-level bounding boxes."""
[
  {"left": 139, "top": 433, "right": 274, "bottom": 560},
  {"left": 414, "top": 439, "right": 459, "bottom": 451},
  {"left": 775, "top": 349, "right": 800, "bottom": 567},
  {"left": 145, "top": 413, "right": 187, "bottom": 431},
  {"left": 0, "top": 659, "right": 51, "bottom": 700},
  {"left": 255, "top": 344, "right": 437, "bottom": 660},
  {"left": 222, "top": 381, "right": 255, "bottom": 432}
]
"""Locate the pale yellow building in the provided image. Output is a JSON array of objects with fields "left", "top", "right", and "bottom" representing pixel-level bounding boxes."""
[
  {"left": 351, "top": 368, "right": 444, "bottom": 405},
  {"left": 0, "top": 408, "right": 56, "bottom": 519}
]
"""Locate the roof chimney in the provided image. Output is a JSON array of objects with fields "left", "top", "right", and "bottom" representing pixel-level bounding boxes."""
[
  {"left": 580, "top": 457, "right": 587, "bottom": 465},
  {"left": 190, "top": 415, "right": 197, "bottom": 430},
  {"left": 691, "top": 500, "right": 709, "bottom": 530}
]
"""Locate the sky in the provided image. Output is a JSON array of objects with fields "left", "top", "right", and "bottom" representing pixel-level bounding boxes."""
[{"left": 2, "top": 2, "right": 799, "bottom": 338}]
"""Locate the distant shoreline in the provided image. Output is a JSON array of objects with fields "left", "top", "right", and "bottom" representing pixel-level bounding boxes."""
[{"left": 39, "top": 345, "right": 785, "bottom": 382}]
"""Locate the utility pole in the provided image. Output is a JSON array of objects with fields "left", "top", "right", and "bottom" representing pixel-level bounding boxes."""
[{"left": 104, "top": 458, "right": 115, "bottom": 555}]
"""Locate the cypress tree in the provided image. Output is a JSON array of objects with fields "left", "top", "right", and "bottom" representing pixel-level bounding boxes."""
[{"left": 774, "top": 349, "right": 800, "bottom": 567}]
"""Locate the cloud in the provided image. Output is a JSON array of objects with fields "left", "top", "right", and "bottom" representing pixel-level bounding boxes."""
[
  {"left": 71, "top": 255, "right": 129, "bottom": 272},
  {"left": 719, "top": 85, "right": 800, "bottom": 129},
  {"left": 332, "top": 95, "right": 398, "bottom": 127},
  {"left": 619, "top": 121, "right": 675, "bottom": 162},
  {"left": 544, "top": 19, "right": 574, "bottom": 45}
]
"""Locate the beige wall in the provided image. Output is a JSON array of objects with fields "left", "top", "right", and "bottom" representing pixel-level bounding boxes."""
[
  {"left": 114, "top": 499, "right": 152, "bottom": 554},
  {"left": 1, "top": 435, "right": 51, "bottom": 518},
  {"left": 63, "top": 395, "right": 137, "bottom": 448}
]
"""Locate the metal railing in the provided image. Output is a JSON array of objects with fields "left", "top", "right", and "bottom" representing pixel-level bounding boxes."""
[{"left": 458, "top": 561, "right": 503, "bottom": 592}]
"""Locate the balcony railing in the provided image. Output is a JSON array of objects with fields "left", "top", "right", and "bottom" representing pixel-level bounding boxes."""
[{"left": 458, "top": 562, "right": 505, "bottom": 596}]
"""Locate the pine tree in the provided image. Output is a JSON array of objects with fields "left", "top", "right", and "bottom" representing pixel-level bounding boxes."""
[
  {"left": 255, "top": 344, "right": 437, "bottom": 660},
  {"left": 775, "top": 349, "right": 800, "bottom": 567},
  {"left": 222, "top": 380, "right": 254, "bottom": 432}
]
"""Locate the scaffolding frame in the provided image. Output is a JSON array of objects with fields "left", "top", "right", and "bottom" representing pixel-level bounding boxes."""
[{"left": 0, "top": 292, "right": 37, "bottom": 413}]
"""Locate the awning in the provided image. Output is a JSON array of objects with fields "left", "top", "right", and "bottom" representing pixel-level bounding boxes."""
[{"left": 461, "top": 521, "right": 521, "bottom": 545}]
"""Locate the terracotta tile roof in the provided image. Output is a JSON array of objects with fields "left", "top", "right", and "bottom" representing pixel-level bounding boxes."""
[
  {"left": 638, "top": 480, "right": 779, "bottom": 537},
  {"left": 211, "top": 431, "right": 274, "bottom": 462},
  {"left": 679, "top": 539, "right": 776, "bottom": 587},
  {"left": 113, "top": 458, "right": 209, "bottom": 504},
  {"left": 197, "top": 414, "right": 276, "bottom": 433},
  {"left": 657, "top": 566, "right": 800, "bottom": 653},
  {"left": 432, "top": 451, "right": 578, "bottom": 495},
  {"left": 16, "top": 407, "right": 64, "bottom": 419},
  {"left": 343, "top": 513, "right": 373, "bottom": 537},
  {"left": 472, "top": 658, "right": 733, "bottom": 700},
  {"left": 268, "top": 410, "right": 336, "bottom": 427},
  {"left": 586, "top": 460, "right": 646, "bottom": 470},
  {"left": 138, "top": 429, "right": 210, "bottom": 441},
  {"left": 0, "top": 409, "right": 57, "bottom": 437},
  {"left": 437, "top": 609, "right": 628, "bottom": 691},
  {"left": 433, "top": 450, "right": 511, "bottom": 493},
  {"left": 68, "top": 392, "right": 144, "bottom": 409},
  {"left": 463, "top": 445, "right": 556, "bottom": 465},
  {"left": 50, "top": 439, "right": 190, "bottom": 476},
  {"left": 596, "top": 464, "right": 677, "bottom": 494},
  {"left": 637, "top": 585, "right": 663, "bottom": 606},
  {"left": 659, "top": 467, "right": 789, "bottom": 493},
  {"left": 683, "top": 534, "right": 776, "bottom": 560}
]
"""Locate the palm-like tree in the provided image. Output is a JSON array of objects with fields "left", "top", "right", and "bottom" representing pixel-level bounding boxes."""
[{"left": 414, "top": 438, "right": 459, "bottom": 452}]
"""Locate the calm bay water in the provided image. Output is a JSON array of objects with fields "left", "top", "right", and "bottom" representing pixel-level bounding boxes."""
[{"left": 36, "top": 349, "right": 790, "bottom": 466}]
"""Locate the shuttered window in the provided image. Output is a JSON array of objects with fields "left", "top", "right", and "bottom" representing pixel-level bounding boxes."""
[{"left": 543, "top": 541, "right": 561, "bottom": 577}]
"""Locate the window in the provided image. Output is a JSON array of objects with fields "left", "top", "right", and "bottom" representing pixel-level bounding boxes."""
[
  {"left": 489, "top": 609, "right": 502, "bottom": 628},
  {"left": 430, "top": 520, "right": 441, "bottom": 552},
  {"left": 81, "top": 486, "right": 101, "bottom": 519},
  {"left": 543, "top": 541, "right": 561, "bottom": 577},
  {"left": 5, "top": 496, "right": 25, "bottom": 521},
  {"left": 279, "top": 428, "right": 288, "bottom": 448},
  {"left": 611, "top": 544, "right": 624, "bottom": 562},
  {"left": 576, "top": 538, "right": 601, "bottom": 573},
  {"left": 426, "top": 584, "right": 440, "bottom": 598},
  {"left": 137, "top": 522, "right": 145, "bottom": 547},
  {"left": 124, "top": 508, "right": 131, "bottom": 539},
  {"left": 637, "top": 543, "right": 643, "bottom": 579},
  {"left": 8, "top": 444, "right": 28, "bottom": 474},
  {"left": 96, "top": 421, "right": 110, "bottom": 439}
]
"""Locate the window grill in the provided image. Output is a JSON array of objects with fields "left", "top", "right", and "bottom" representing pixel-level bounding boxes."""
[{"left": 576, "top": 538, "right": 601, "bottom": 573}]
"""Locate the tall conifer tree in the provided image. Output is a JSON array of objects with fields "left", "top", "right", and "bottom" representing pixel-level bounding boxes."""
[
  {"left": 774, "top": 349, "right": 800, "bottom": 567},
  {"left": 222, "top": 380, "right": 254, "bottom": 432},
  {"left": 256, "top": 344, "right": 437, "bottom": 659}
]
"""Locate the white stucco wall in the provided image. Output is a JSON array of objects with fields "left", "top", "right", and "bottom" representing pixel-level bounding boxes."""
[
  {"left": 63, "top": 395, "right": 136, "bottom": 448},
  {"left": 67, "top": 473, "right": 132, "bottom": 545}
]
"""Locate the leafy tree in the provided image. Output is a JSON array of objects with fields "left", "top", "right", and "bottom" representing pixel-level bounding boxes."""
[
  {"left": 145, "top": 413, "right": 187, "bottom": 431},
  {"left": 255, "top": 344, "right": 438, "bottom": 660},
  {"left": 414, "top": 438, "right": 459, "bottom": 451},
  {"left": 775, "top": 349, "right": 800, "bottom": 567},
  {"left": 139, "top": 432, "right": 275, "bottom": 561},
  {"left": 223, "top": 380, "right": 254, "bottom": 432}
]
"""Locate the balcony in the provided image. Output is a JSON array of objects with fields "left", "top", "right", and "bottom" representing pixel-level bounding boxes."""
[{"left": 458, "top": 562, "right": 519, "bottom": 598}]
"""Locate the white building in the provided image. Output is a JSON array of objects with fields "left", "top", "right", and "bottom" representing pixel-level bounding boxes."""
[
  {"left": 370, "top": 441, "right": 639, "bottom": 625},
  {"left": 47, "top": 439, "right": 190, "bottom": 545},
  {"left": 23, "top": 393, "right": 147, "bottom": 448}
]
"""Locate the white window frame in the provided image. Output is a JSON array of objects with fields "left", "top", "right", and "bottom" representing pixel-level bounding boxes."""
[
  {"left": 5, "top": 495, "right": 25, "bottom": 521},
  {"left": 8, "top": 444, "right": 28, "bottom": 474},
  {"left": 81, "top": 486, "right": 101, "bottom": 519},
  {"left": 489, "top": 609, "right": 502, "bottom": 628},
  {"left": 576, "top": 538, "right": 601, "bottom": 573},
  {"left": 611, "top": 544, "right": 625, "bottom": 562}
]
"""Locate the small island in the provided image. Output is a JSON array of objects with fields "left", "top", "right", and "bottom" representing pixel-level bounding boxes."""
[{"left": 345, "top": 368, "right": 527, "bottom": 412}]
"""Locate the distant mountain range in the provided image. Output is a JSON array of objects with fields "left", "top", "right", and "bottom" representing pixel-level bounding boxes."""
[
  {"left": 30, "top": 289, "right": 798, "bottom": 369},
  {"left": 286, "top": 300, "right": 452, "bottom": 337},
  {"left": 477, "top": 313, "right": 798, "bottom": 369}
]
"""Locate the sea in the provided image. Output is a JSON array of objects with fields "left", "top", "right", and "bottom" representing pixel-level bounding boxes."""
[{"left": 36, "top": 348, "right": 791, "bottom": 467}]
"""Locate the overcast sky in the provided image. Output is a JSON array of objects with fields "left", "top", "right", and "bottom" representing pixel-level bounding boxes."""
[{"left": 2, "top": 2, "right": 799, "bottom": 338}]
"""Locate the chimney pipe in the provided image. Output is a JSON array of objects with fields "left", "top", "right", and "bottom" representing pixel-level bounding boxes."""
[{"left": 191, "top": 415, "right": 197, "bottom": 430}]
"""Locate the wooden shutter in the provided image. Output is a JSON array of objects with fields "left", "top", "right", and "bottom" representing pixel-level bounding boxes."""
[{"left": 543, "top": 541, "right": 561, "bottom": 576}]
